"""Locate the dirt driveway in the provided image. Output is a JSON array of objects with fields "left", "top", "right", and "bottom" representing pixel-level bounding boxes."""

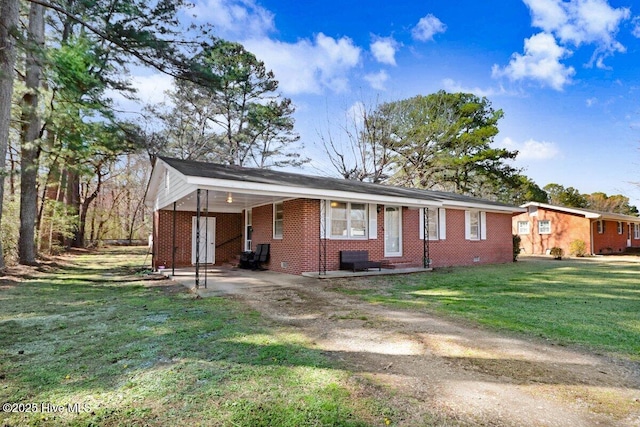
[{"left": 225, "top": 273, "right": 640, "bottom": 426}]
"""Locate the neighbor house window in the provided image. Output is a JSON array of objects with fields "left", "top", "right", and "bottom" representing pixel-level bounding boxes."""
[
  {"left": 330, "top": 201, "right": 367, "bottom": 238},
  {"left": 273, "top": 203, "right": 283, "bottom": 239},
  {"left": 517, "top": 221, "right": 530, "bottom": 234},
  {"left": 617, "top": 222, "right": 623, "bottom": 235},
  {"left": 597, "top": 220, "right": 605, "bottom": 234},
  {"left": 635, "top": 224, "right": 640, "bottom": 239},
  {"left": 538, "top": 220, "right": 551, "bottom": 234}
]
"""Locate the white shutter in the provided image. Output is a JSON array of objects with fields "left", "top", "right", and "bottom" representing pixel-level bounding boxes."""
[
  {"left": 320, "top": 200, "right": 328, "bottom": 239},
  {"left": 368, "top": 204, "right": 377, "bottom": 239},
  {"left": 419, "top": 208, "right": 425, "bottom": 240},
  {"left": 439, "top": 208, "right": 446, "bottom": 240},
  {"left": 480, "top": 211, "right": 487, "bottom": 240},
  {"left": 464, "top": 210, "right": 471, "bottom": 240}
]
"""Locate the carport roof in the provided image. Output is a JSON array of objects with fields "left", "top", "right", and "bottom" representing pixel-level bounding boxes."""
[{"left": 158, "top": 156, "right": 522, "bottom": 212}]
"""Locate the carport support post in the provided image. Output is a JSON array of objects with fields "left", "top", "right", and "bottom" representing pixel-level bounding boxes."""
[
  {"left": 319, "top": 200, "right": 327, "bottom": 275},
  {"left": 172, "top": 202, "right": 176, "bottom": 276},
  {"left": 423, "top": 208, "right": 430, "bottom": 268},
  {"left": 195, "top": 189, "right": 201, "bottom": 289},
  {"left": 204, "top": 190, "right": 209, "bottom": 289}
]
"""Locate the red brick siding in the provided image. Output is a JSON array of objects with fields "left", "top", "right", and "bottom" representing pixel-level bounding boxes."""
[
  {"left": 592, "top": 220, "right": 631, "bottom": 254},
  {"left": 249, "top": 201, "right": 514, "bottom": 274},
  {"left": 425, "top": 210, "right": 514, "bottom": 267},
  {"left": 250, "top": 199, "right": 320, "bottom": 274},
  {"left": 153, "top": 210, "right": 242, "bottom": 268},
  {"left": 513, "top": 208, "right": 591, "bottom": 255}
]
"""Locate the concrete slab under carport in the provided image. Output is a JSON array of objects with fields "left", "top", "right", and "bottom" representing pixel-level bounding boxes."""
[{"left": 160, "top": 266, "right": 313, "bottom": 297}]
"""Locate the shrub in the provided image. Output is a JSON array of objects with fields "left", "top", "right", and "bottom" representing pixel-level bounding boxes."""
[
  {"left": 512, "top": 234, "right": 521, "bottom": 262},
  {"left": 569, "top": 239, "right": 587, "bottom": 257},
  {"left": 550, "top": 247, "right": 564, "bottom": 259}
]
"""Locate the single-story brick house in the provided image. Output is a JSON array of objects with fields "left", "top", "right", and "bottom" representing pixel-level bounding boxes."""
[
  {"left": 144, "top": 157, "right": 525, "bottom": 276},
  {"left": 513, "top": 202, "right": 640, "bottom": 256}
]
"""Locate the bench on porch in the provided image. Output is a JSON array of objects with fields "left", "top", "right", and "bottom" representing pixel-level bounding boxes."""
[{"left": 339, "top": 250, "right": 381, "bottom": 272}]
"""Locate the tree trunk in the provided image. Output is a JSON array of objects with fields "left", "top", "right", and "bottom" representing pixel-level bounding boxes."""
[
  {"left": 76, "top": 169, "right": 103, "bottom": 248},
  {"left": 66, "top": 169, "right": 81, "bottom": 247},
  {"left": 18, "top": 2, "right": 45, "bottom": 265},
  {"left": 0, "top": 0, "right": 20, "bottom": 269}
]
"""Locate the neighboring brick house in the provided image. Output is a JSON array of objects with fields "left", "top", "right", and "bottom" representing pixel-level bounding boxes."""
[
  {"left": 513, "top": 202, "right": 640, "bottom": 256},
  {"left": 145, "top": 157, "right": 524, "bottom": 276}
]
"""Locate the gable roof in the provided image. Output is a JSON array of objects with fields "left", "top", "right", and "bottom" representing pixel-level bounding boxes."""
[
  {"left": 147, "top": 157, "right": 524, "bottom": 213},
  {"left": 521, "top": 202, "right": 640, "bottom": 223}
]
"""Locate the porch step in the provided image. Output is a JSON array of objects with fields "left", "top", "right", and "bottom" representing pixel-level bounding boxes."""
[{"left": 380, "top": 259, "right": 423, "bottom": 269}]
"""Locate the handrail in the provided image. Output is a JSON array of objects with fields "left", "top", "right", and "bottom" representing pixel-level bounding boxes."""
[{"left": 216, "top": 234, "right": 242, "bottom": 249}]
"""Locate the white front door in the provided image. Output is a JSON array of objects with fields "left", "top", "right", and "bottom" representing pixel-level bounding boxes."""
[
  {"left": 384, "top": 206, "right": 402, "bottom": 257},
  {"left": 192, "top": 216, "right": 215, "bottom": 264}
]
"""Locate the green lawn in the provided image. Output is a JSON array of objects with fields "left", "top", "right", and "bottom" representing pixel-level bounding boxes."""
[
  {"left": 335, "top": 257, "right": 640, "bottom": 361},
  {"left": 0, "top": 248, "right": 396, "bottom": 427}
]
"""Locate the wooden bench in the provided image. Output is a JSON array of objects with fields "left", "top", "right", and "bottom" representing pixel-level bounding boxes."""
[{"left": 339, "top": 250, "right": 381, "bottom": 272}]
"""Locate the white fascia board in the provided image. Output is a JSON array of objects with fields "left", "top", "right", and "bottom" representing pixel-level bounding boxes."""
[
  {"left": 187, "top": 176, "right": 443, "bottom": 208},
  {"left": 521, "top": 202, "right": 599, "bottom": 218},
  {"left": 144, "top": 163, "right": 164, "bottom": 207},
  {"left": 442, "top": 201, "right": 526, "bottom": 213}
]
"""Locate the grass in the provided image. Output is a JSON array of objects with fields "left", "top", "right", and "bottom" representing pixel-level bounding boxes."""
[
  {"left": 0, "top": 247, "right": 397, "bottom": 427},
  {"left": 335, "top": 257, "right": 640, "bottom": 361}
]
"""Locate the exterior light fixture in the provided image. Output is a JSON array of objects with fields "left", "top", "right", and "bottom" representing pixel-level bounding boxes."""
[{"left": 226, "top": 192, "right": 233, "bottom": 203}]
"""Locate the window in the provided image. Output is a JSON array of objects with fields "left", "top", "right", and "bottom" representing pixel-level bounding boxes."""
[
  {"left": 597, "top": 220, "right": 605, "bottom": 234},
  {"left": 517, "top": 221, "right": 530, "bottom": 234},
  {"left": 330, "top": 201, "right": 367, "bottom": 238},
  {"left": 617, "top": 221, "right": 623, "bottom": 235},
  {"left": 245, "top": 209, "right": 252, "bottom": 251},
  {"left": 635, "top": 224, "right": 640, "bottom": 240},
  {"left": 420, "top": 208, "right": 445, "bottom": 240},
  {"left": 538, "top": 220, "right": 551, "bottom": 234},
  {"left": 465, "top": 210, "right": 486, "bottom": 240},
  {"left": 273, "top": 203, "right": 283, "bottom": 239},
  {"left": 469, "top": 210, "right": 480, "bottom": 240}
]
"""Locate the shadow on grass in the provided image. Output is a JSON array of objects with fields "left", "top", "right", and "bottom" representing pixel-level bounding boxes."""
[
  {"left": 345, "top": 260, "right": 640, "bottom": 361},
  {"left": 0, "top": 248, "right": 384, "bottom": 426}
]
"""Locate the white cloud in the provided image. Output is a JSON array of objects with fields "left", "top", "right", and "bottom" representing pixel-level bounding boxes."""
[
  {"left": 370, "top": 36, "right": 399, "bottom": 66},
  {"left": 586, "top": 97, "right": 597, "bottom": 107},
  {"left": 632, "top": 17, "right": 640, "bottom": 38},
  {"left": 442, "top": 78, "right": 510, "bottom": 97},
  {"left": 107, "top": 73, "right": 174, "bottom": 113},
  {"left": 191, "top": 0, "right": 275, "bottom": 38},
  {"left": 523, "top": 0, "right": 630, "bottom": 67},
  {"left": 131, "top": 74, "right": 174, "bottom": 104},
  {"left": 412, "top": 14, "right": 447, "bottom": 41},
  {"left": 346, "top": 101, "right": 366, "bottom": 127},
  {"left": 364, "top": 70, "right": 389, "bottom": 91},
  {"left": 492, "top": 32, "right": 575, "bottom": 90},
  {"left": 501, "top": 137, "right": 561, "bottom": 161},
  {"left": 243, "top": 33, "right": 361, "bottom": 95}
]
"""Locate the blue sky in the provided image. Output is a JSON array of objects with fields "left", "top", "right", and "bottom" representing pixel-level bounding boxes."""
[{"left": 129, "top": 0, "right": 640, "bottom": 205}]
